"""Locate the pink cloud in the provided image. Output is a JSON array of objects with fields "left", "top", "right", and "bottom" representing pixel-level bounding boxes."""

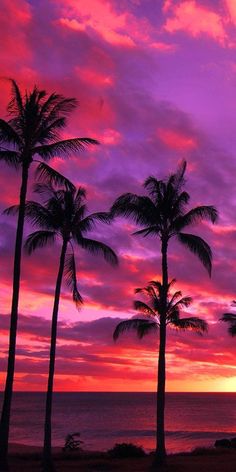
[
  {"left": 75, "top": 66, "right": 114, "bottom": 87},
  {"left": 225, "top": 0, "right": 236, "bottom": 24},
  {"left": 56, "top": 0, "right": 135, "bottom": 47},
  {"left": 157, "top": 127, "right": 198, "bottom": 151},
  {"left": 151, "top": 41, "right": 177, "bottom": 52},
  {"left": 164, "top": 1, "right": 226, "bottom": 44}
]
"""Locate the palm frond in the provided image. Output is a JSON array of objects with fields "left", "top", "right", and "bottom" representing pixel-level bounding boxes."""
[
  {"left": 113, "top": 319, "right": 157, "bottom": 341},
  {"left": 7, "top": 79, "right": 23, "bottom": 116},
  {"left": 169, "top": 191, "right": 190, "bottom": 219},
  {"left": 64, "top": 252, "right": 83, "bottom": 308},
  {"left": 3, "top": 204, "right": 19, "bottom": 216},
  {"left": 133, "top": 226, "right": 159, "bottom": 237},
  {"left": 76, "top": 237, "right": 118, "bottom": 266},
  {"left": 169, "top": 295, "right": 192, "bottom": 311},
  {"left": 149, "top": 280, "right": 163, "bottom": 292},
  {"left": 24, "top": 201, "right": 56, "bottom": 229},
  {"left": 171, "top": 159, "right": 186, "bottom": 190},
  {"left": 170, "top": 316, "right": 208, "bottom": 334},
  {"left": 0, "top": 119, "right": 22, "bottom": 147},
  {"left": 78, "top": 212, "right": 112, "bottom": 233},
  {"left": 177, "top": 232, "right": 212, "bottom": 276},
  {"left": 220, "top": 313, "right": 236, "bottom": 337},
  {"left": 0, "top": 150, "right": 20, "bottom": 168},
  {"left": 35, "top": 161, "right": 75, "bottom": 191},
  {"left": 24, "top": 230, "right": 56, "bottom": 254},
  {"left": 175, "top": 206, "right": 218, "bottom": 231},
  {"left": 144, "top": 176, "right": 165, "bottom": 200},
  {"left": 39, "top": 95, "right": 78, "bottom": 122},
  {"left": 86, "top": 211, "right": 113, "bottom": 225},
  {"left": 36, "top": 117, "right": 67, "bottom": 144},
  {"left": 33, "top": 137, "right": 99, "bottom": 160},
  {"left": 111, "top": 193, "right": 157, "bottom": 227},
  {"left": 133, "top": 300, "right": 157, "bottom": 318},
  {"left": 135, "top": 284, "right": 161, "bottom": 305}
]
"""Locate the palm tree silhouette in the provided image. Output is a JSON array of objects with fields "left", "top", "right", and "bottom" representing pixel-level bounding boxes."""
[
  {"left": 221, "top": 302, "right": 236, "bottom": 336},
  {"left": 0, "top": 79, "right": 98, "bottom": 470},
  {"left": 114, "top": 279, "right": 207, "bottom": 457},
  {"left": 23, "top": 183, "right": 118, "bottom": 471},
  {"left": 110, "top": 161, "right": 217, "bottom": 465},
  {"left": 114, "top": 279, "right": 207, "bottom": 339}
]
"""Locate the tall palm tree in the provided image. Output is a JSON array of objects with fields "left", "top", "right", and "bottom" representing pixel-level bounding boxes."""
[
  {"left": 114, "top": 279, "right": 207, "bottom": 459},
  {"left": 0, "top": 79, "right": 98, "bottom": 470},
  {"left": 110, "top": 161, "right": 217, "bottom": 465},
  {"left": 220, "top": 302, "right": 236, "bottom": 336},
  {"left": 22, "top": 183, "right": 118, "bottom": 471}
]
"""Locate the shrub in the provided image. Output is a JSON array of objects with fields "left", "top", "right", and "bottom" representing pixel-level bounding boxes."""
[
  {"left": 62, "top": 432, "right": 83, "bottom": 452},
  {"left": 108, "top": 442, "right": 146, "bottom": 458}
]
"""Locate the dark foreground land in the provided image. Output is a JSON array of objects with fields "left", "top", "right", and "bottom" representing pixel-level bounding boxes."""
[{"left": 6, "top": 444, "right": 236, "bottom": 471}]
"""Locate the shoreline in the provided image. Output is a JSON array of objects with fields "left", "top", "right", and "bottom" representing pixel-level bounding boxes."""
[{"left": 7, "top": 443, "right": 236, "bottom": 471}]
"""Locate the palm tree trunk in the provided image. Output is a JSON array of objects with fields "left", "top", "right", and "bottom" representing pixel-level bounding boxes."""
[
  {"left": 153, "top": 238, "right": 168, "bottom": 467},
  {"left": 0, "top": 163, "right": 29, "bottom": 471},
  {"left": 42, "top": 239, "right": 68, "bottom": 472}
]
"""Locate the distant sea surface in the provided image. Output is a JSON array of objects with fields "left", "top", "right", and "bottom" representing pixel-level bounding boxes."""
[{"left": 1, "top": 392, "right": 236, "bottom": 453}]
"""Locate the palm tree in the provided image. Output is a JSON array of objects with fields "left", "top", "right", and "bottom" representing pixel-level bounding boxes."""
[
  {"left": 110, "top": 161, "right": 217, "bottom": 465},
  {"left": 220, "top": 302, "right": 236, "bottom": 336},
  {"left": 0, "top": 79, "right": 98, "bottom": 470},
  {"left": 114, "top": 279, "right": 207, "bottom": 459},
  {"left": 22, "top": 183, "right": 118, "bottom": 471}
]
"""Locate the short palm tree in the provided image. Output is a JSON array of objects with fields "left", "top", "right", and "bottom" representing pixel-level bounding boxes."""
[
  {"left": 114, "top": 279, "right": 207, "bottom": 457},
  {"left": 0, "top": 80, "right": 98, "bottom": 470},
  {"left": 220, "top": 302, "right": 236, "bottom": 336},
  {"left": 23, "top": 183, "right": 118, "bottom": 471},
  {"left": 110, "top": 161, "right": 217, "bottom": 465}
]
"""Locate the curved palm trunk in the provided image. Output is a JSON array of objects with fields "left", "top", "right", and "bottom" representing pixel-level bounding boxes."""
[
  {"left": 153, "top": 238, "right": 168, "bottom": 467},
  {"left": 0, "top": 163, "right": 29, "bottom": 471},
  {"left": 42, "top": 239, "right": 68, "bottom": 472}
]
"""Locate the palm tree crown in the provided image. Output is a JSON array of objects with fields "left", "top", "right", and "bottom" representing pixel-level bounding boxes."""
[
  {"left": 0, "top": 79, "right": 99, "bottom": 185},
  {"left": 114, "top": 279, "right": 207, "bottom": 340},
  {"left": 111, "top": 160, "right": 218, "bottom": 275},
  {"left": 23, "top": 183, "right": 118, "bottom": 300}
]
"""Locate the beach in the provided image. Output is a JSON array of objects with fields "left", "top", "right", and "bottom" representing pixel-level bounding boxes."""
[{"left": 7, "top": 444, "right": 236, "bottom": 471}]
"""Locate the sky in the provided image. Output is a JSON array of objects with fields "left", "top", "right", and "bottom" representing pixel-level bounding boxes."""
[{"left": 0, "top": 0, "right": 236, "bottom": 392}]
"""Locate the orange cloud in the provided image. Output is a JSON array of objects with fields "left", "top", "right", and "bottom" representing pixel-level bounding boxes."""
[
  {"left": 157, "top": 127, "right": 198, "bottom": 151},
  {"left": 164, "top": 1, "right": 226, "bottom": 45}
]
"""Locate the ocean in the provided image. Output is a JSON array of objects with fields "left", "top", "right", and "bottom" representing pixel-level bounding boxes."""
[{"left": 1, "top": 392, "right": 236, "bottom": 453}]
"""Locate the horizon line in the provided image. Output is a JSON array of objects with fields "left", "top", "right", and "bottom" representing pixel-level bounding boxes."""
[{"left": 1, "top": 391, "right": 235, "bottom": 394}]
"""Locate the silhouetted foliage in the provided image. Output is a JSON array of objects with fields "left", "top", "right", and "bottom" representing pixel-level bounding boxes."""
[
  {"left": 220, "top": 302, "right": 236, "bottom": 336},
  {"left": 24, "top": 183, "right": 118, "bottom": 472},
  {"left": 0, "top": 79, "right": 98, "bottom": 471},
  {"left": 114, "top": 278, "right": 207, "bottom": 341},
  {"left": 108, "top": 443, "right": 146, "bottom": 458},
  {"left": 63, "top": 433, "right": 83, "bottom": 452},
  {"left": 111, "top": 161, "right": 217, "bottom": 465}
]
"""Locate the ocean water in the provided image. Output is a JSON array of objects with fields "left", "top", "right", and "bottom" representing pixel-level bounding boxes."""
[{"left": 1, "top": 392, "right": 236, "bottom": 453}]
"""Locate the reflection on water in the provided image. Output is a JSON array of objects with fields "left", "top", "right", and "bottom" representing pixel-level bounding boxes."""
[{"left": 1, "top": 392, "right": 236, "bottom": 452}]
